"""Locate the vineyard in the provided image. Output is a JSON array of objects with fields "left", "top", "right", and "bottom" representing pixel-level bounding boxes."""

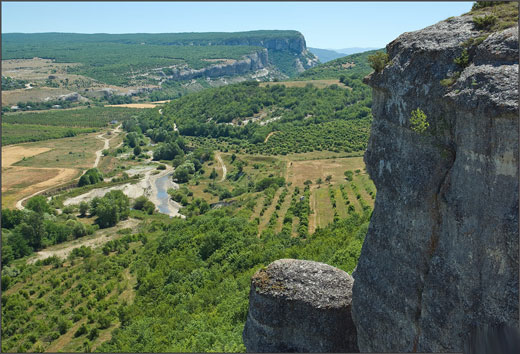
[
  {"left": 178, "top": 151, "right": 375, "bottom": 238},
  {"left": 2, "top": 107, "right": 140, "bottom": 146},
  {"left": 2, "top": 124, "right": 96, "bottom": 146},
  {"left": 3, "top": 107, "right": 140, "bottom": 127}
]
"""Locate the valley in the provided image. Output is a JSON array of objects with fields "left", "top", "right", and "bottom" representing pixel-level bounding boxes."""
[
  {"left": 1, "top": 42, "right": 376, "bottom": 350},
  {"left": 3, "top": 2, "right": 517, "bottom": 352}
]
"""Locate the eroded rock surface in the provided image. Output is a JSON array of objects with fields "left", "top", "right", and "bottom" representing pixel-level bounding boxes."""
[
  {"left": 243, "top": 259, "right": 358, "bottom": 352},
  {"left": 351, "top": 12, "right": 518, "bottom": 353}
]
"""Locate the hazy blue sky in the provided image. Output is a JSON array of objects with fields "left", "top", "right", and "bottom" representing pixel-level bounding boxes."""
[{"left": 2, "top": 1, "right": 473, "bottom": 48}]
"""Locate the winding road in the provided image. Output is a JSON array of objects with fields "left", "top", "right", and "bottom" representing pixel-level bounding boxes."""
[
  {"left": 16, "top": 124, "right": 122, "bottom": 210},
  {"left": 94, "top": 124, "right": 122, "bottom": 167}
]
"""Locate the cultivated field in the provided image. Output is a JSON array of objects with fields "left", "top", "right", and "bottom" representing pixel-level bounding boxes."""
[
  {"left": 186, "top": 151, "right": 375, "bottom": 237},
  {"left": 1, "top": 130, "right": 110, "bottom": 208}
]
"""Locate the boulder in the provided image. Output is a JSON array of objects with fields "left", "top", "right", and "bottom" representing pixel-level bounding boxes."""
[{"left": 243, "top": 259, "right": 358, "bottom": 352}]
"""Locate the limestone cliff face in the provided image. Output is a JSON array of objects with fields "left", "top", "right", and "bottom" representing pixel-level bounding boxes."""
[
  {"left": 166, "top": 50, "right": 269, "bottom": 81},
  {"left": 220, "top": 35, "right": 307, "bottom": 53},
  {"left": 351, "top": 13, "right": 518, "bottom": 352}
]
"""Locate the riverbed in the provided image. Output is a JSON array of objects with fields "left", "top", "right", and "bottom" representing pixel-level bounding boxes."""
[{"left": 64, "top": 165, "right": 184, "bottom": 218}]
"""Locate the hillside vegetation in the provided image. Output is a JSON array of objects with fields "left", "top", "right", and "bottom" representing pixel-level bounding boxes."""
[
  {"left": 2, "top": 107, "right": 140, "bottom": 145},
  {"left": 2, "top": 31, "right": 312, "bottom": 86},
  {"left": 1, "top": 25, "right": 380, "bottom": 353}
]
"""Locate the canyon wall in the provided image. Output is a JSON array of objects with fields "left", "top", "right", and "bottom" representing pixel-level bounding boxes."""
[{"left": 351, "top": 13, "right": 518, "bottom": 352}]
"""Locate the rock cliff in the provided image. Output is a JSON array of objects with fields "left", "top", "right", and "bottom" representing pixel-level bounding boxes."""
[
  {"left": 165, "top": 50, "right": 269, "bottom": 81},
  {"left": 351, "top": 11, "right": 518, "bottom": 353},
  {"left": 243, "top": 259, "right": 358, "bottom": 352}
]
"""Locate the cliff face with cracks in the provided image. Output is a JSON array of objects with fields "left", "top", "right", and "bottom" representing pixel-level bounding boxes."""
[
  {"left": 351, "top": 12, "right": 518, "bottom": 353},
  {"left": 165, "top": 50, "right": 269, "bottom": 80}
]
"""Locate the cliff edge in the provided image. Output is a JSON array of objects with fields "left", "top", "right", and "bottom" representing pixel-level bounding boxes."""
[{"left": 352, "top": 4, "right": 518, "bottom": 352}]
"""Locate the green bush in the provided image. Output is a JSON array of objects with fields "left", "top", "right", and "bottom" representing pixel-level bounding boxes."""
[
  {"left": 454, "top": 49, "right": 470, "bottom": 69},
  {"left": 472, "top": 1, "right": 507, "bottom": 10},
  {"left": 473, "top": 14, "right": 497, "bottom": 29},
  {"left": 74, "top": 323, "right": 88, "bottom": 337},
  {"left": 78, "top": 168, "right": 103, "bottom": 187},
  {"left": 410, "top": 108, "right": 430, "bottom": 134},
  {"left": 368, "top": 51, "right": 390, "bottom": 73}
]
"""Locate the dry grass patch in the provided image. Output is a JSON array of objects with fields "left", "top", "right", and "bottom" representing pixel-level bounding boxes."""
[
  {"left": 13, "top": 131, "right": 104, "bottom": 169},
  {"left": 2, "top": 145, "right": 51, "bottom": 167},
  {"left": 2, "top": 166, "right": 79, "bottom": 208},
  {"left": 287, "top": 156, "right": 365, "bottom": 187},
  {"left": 2, "top": 87, "right": 75, "bottom": 106}
]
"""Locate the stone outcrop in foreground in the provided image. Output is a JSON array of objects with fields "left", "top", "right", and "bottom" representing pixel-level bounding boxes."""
[
  {"left": 351, "top": 12, "right": 518, "bottom": 353},
  {"left": 243, "top": 259, "right": 358, "bottom": 352}
]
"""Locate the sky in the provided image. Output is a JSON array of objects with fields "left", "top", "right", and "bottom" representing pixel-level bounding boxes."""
[{"left": 2, "top": 1, "right": 474, "bottom": 49}]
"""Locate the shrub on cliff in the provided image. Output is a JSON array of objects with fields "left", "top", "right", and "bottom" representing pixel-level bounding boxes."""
[
  {"left": 368, "top": 52, "right": 390, "bottom": 73},
  {"left": 410, "top": 108, "right": 429, "bottom": 134},
  {"left": 473, "top": 14, "right": 497, "bottom": 30}
]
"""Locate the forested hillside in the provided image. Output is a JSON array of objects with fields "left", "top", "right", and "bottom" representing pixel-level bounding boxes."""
[{"left": 2, "top": 31, "right": 317, "bottom": 86}]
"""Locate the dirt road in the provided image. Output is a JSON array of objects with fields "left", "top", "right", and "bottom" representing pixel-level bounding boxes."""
[
  {"left": 216, "top": 153, "right": 227, "bottom": 182},
  {"left": 93, "top": 124, "right": 121, "bottom": 168},
  {"left": 14, "top": 125, "right": 122, "bottom": 210}
]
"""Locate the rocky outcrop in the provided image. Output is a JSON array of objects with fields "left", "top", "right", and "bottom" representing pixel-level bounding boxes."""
[
  {"left": 351, "top": 12, "right": 518, "bottom": 353},
  {"left": 243, "top": 259, "right": 358, "bottom": 352},
  {"left": 164, "top": 50, "right": 268, "bottom": 81},
  {"left": 58, "top": 92, "right": 88, "bottom": 102}
]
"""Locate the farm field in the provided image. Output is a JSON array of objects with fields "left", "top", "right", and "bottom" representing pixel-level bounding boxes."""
[
  {"left": 11, "top": 132, "right": 105, "bottom": 169},
  {"left": 185, "top": 151, "right": 375, "bottom": 237},
  {"left": 3, "top": 107, "right": 140, "bottom": 127},
  {"left": 1, "top": 122, "right": 129, "bottom": 209},
  {"left": 2, "top": 123, "right": 96, "bottom": 146},
  {"left": 0, "top": 215, "right": 155, "bottom": 353}
]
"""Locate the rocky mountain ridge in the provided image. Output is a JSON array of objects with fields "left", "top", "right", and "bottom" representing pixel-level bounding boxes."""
[{"left": 159, "top": 50, "right": 269, "bottom": 81}]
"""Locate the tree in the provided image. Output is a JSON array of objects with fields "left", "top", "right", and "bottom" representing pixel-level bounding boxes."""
[
  {"left": 94, "top": 190, "right": 129, "bottom": 228},
  {"left": 316, "top": 178, "right": 323, "bottom": 185},
  {"left": 20, "top": 212, "right": 46, "bottom": 250},
  {"left": 303, "top": 180, "right": 312, "bottom": 186},
  {"left": 173, "top": 167, "right": 190, "bottom": 183},
  {"left": 79, "top": 168, "right": 103, "bottom": 187},
  {"left": 79, "top": 202, "right": 89, "bottom": 217},
  {"left": 143, "top": 201, "right": 155, "bottom": 215},
  {"left": 6, "top": 231, "right": 32, "bottom": 259},
  {"left": 2, "top": 245, "right": 15, "bottom": 267},
  {"left": 1, "top": 209, "right": 24, "bottom": 229},
  {"left": 325, "top": 175, "right": 332, "bottom": 183},
  {"left": 209, "top": 168, "right": 218, "bottom": 180},
  {"left": 26, "top": 195, "right": 51, "bottom": 214},
  {"left": 133, "top": 145, "right": 142, "bottom": 156},
  {"left": 133, "top": 196, "right": 149, "bottom": 210},
  {"left": 344, "top": 170, "right": 353, "bottom": 181}
]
